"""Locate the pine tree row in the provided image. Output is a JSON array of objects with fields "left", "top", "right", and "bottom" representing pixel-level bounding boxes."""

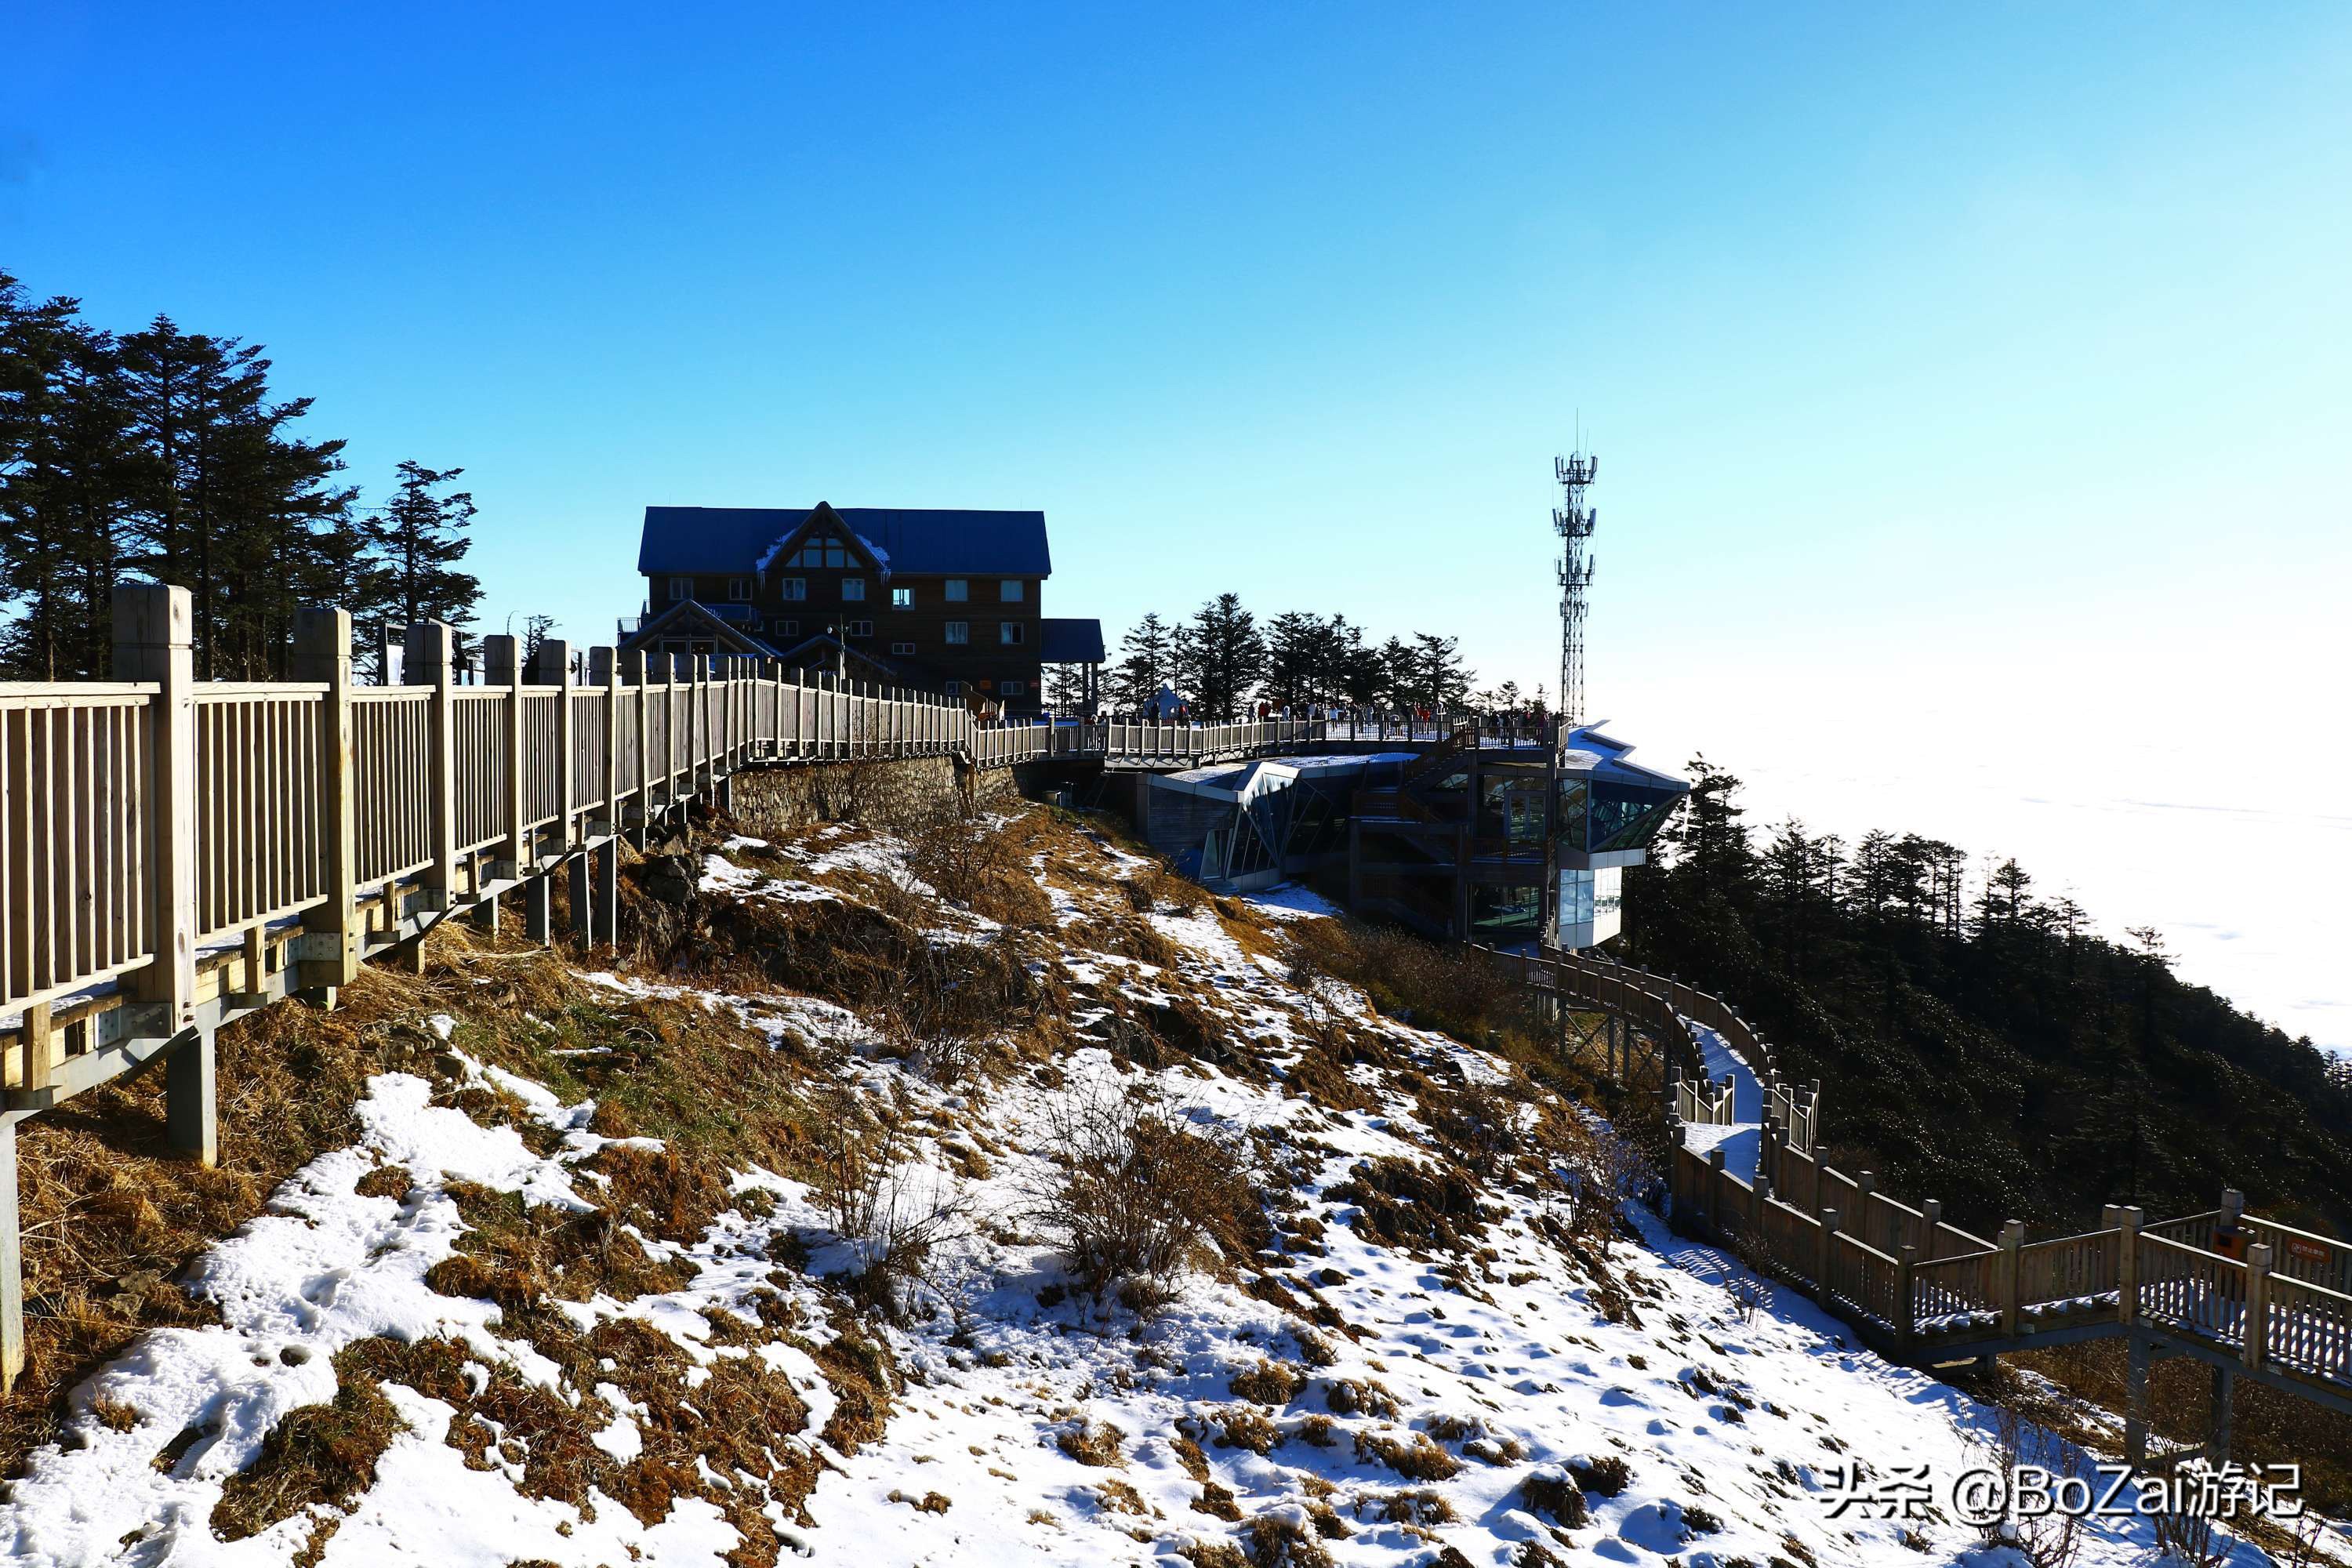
[
  {"left": 0, "top": 268, "right": 483, "bottom": 680},
  {"left": 1098, "top": 597, "right": 1505, "bottom": 722}
]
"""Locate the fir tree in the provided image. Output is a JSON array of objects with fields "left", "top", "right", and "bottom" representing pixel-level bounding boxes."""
[
  {"left": 360, "top": 460, "right": 482, "bottom": 648},
  {"left": 1173, "top": 593, "right": 1265, "bottom": 721},
  {"left": 1112, "top": 612, "right": 1174, "bottom": 708}
]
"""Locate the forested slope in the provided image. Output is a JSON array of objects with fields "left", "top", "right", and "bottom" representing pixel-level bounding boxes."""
[{"left": 1618, "top": 759, "right": 2352, "bottom": 1238}]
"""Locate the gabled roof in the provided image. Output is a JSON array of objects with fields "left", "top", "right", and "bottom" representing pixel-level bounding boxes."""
[
  {"left": 618, "top": 598, "right": 784, "bottom": 659},
  {"left": 1039, "top": 617, "right": 1105, "bottom": 664},
  {"left": 637, "top": 504, "right": 1052, "bottom": 578}
]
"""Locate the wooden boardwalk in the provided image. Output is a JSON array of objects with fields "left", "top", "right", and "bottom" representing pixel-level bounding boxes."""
[
  {"left": 1506, "top": 943, "right": 2352, "bottom": 1453},
  {"left": 0, "top": 586, "right": 1359, "bottom": 1390}
]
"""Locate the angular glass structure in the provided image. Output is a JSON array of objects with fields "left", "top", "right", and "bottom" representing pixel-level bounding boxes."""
[{"left": 1545, "top": 724, "right": 1686, "bottom": 950}]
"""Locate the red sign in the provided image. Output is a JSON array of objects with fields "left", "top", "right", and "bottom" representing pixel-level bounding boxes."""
[{"left": 2287, "top": 1237, "right": 2328, "bottom": 1265}]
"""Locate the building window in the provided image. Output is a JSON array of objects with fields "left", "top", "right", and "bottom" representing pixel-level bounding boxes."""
[
  {"left": 891, "top": 641, "right": 916, "bottom": 655},
  {"left": 845, "top": 619, "right": 873, "bottom": 638},
  {"left": 944, "top": 681, "right": 963, "bottom": 697},
  {"left": 1000, "top": 622, "right": 1025, "bottom": 645},
  {"left": 1000, "top": 579, "right": 1025, "bottom": 602},
  {"left": 945, "top": 621, "right": 969, "bottom": 645},
  {"left": 1002, "top": 679, "right": 1025, "bottom": 697},
  {"left": 945, "top": 579, "right": 968, "bottom": 602},
  {"left": 771, "top": 619, "right": 799, "bottom": 638},
  {"left": 727, "top": 577, "right": 750, "bottom": 601},
  {"left": 786, "top": 532, "right": 851, "bottom": 568},
  {"left": 779, "top": 577, "right": 807, "bottom": 601},
  {"left": 843, "top": 578, "right": 866, "bottom": 602},
  {"left": 891, "top": 586, "right": 913, "bottom": 608},
  {"left": 669, "top": 576, "right": 691, "bottom": 601}
]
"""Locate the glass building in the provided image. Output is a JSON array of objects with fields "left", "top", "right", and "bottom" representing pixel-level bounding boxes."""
[{"left": 1547, "top": 725, "right": 1686, "bottom": 950}]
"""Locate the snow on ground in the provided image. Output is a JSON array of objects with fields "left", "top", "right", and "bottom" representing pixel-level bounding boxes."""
[
  {"left": 1679, "top": 1022, "right": 1764, "bottom": 1180},
  {"left": 1243, "top": 883, "right": 1345, "bottom": 922},
  {"left": 0, "top": 813, "right": 2311, "bottom": 1567}
]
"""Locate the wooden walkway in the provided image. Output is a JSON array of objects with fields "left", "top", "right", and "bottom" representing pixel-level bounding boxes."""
[
  {"left": 1504, "top": 943, "right": 2352, "bottom": 1450},
  {"left": 0, "top": 586, "right": 1365, "bottom": 1391}
]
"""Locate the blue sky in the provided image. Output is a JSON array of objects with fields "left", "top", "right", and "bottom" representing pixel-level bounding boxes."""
[{"left": 8, "top": 2, "right": 2350, "bottom": 1044}]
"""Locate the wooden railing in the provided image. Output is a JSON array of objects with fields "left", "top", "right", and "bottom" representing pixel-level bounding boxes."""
[
  {"left": 0, "top": 593, "right": 1349, "bottom": 1047},
  {"left": 1668, "top": 1132, "right": 2352, "bottom": 1403}
]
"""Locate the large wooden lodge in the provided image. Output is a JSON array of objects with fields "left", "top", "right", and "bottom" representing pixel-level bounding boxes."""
[{"left": 618, "top": 501, "right": 1104, "bottom": 714}]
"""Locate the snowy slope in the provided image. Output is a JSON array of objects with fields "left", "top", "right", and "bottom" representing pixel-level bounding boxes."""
[{"left": 0, "top": 814, "right": 2302, "bottom": 1568}]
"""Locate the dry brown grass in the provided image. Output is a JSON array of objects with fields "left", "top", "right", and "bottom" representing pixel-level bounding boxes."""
[
  {"left": 1519, "top": 1470, "right": 1589, "bottom": 1527},
  {"left": 0, "top": 946, "right": 468, "bottom": 1480},
  {"left": 211, "top": 1354, "right": 405, "bottom": 1551},
  {"left": 1054, "top": 1418, "right": 1127, "bottom": 1467},
  {"left": 1328, "top": 1156, "right": 1488, "bottom": 1255},
  {"left": 1243, "top": 1512, "right": 1338, "bottom": 1568},
  {"left": 1352, "top": 1428, "right": 1464, "bottom": 1481}
]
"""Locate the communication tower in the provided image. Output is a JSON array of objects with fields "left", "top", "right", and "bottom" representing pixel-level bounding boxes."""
[{"left": 1553, "top": 451, "right": 1599, "bottom": 727}]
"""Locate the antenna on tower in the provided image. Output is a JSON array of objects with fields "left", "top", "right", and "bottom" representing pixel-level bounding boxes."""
[{"left": 1552, "top": 448, "right": 1599, "bottom": 729}]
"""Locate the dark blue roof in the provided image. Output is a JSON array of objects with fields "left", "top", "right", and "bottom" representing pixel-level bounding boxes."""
[
  {"left": 637, "top": 506, "right": 1052, "bottom": 578},
  {"left": 1040, "top": 618, "right": 1105, "bottom": 663}
]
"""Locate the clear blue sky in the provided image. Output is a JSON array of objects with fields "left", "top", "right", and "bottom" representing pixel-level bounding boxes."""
[{"left": 9, "top": 3, "right": 2350, "bottom": 1044}]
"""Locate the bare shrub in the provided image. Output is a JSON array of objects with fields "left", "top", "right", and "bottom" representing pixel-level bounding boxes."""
[
  {"left": 2149, "top": 1490, "right": 2227, "bottom": 1568},
  {"left": 1031, "top": 1076, "right": 1260, "bottom": 1309},
  {"left": 1555, "top": 1120, "right": 1658, "bottom": 1247},
  {"left": 906, "top": 811, "right": 1053, "bottom": 928},
  {"left": 1974, "top": 1405, "right": 2086, "bottom": 1568},
  {"left": 804, "top": 1086, "right": 974, "bottom": 1316}
]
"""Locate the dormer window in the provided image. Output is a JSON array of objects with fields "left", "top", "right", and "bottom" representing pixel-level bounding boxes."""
[{"left": 786, "top": 532, "right": 853, "bottom": 568}]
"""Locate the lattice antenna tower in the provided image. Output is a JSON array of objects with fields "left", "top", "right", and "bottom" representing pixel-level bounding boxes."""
[{"left": 1553, "top": 450, "right": 1599, "bottom": 727}]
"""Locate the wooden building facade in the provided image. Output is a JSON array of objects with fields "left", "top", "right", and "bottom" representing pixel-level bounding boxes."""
[{"left": 618, "top": 502, "right": 1102, "bottom": 715}]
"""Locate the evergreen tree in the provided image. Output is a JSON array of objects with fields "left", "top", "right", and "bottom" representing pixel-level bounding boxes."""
[
  {"left": 0, "top": 297, "right": 149, "bottom": 677},
  {"left": 1330, "top": 617, "right": 1383, "bottom": 707},
  {"left": 1409, "top": 631, "right": 1472, "bottom": 710},
  {"left": 1112, "top": 612, "right": 1174, "bottom": 707},
  {"left": 1262, "top": 610, "right": 1327, "bottom": 711},
  {"left": 1173, "top": 593, "right": 1264, "bottom": 721},
  {"left": 1664, "top": 754, "right": 1754, "bottom": 895},
  {"left": 359, "top": 460, "right": 481, "bottom": 648}
]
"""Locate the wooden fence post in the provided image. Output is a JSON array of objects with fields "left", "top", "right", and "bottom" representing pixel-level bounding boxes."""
[
  {"left": 292, "top": 608, "right": 358, "bottom": 1001},
  {"left": 591, "top": 648, "right": 618, "bottom": 838},
  {"left": 1896, "top": 1244, "right": 1918, "bottom": 1349},
  {"left": 539, "top": 638, "right": 575, "bottom": 842},
  {"left": 115, "top": 586, "right": 215, "bottom": 1163},
  {"left": 2117, "top": 1206, "right": 2141, "bottom": 1326},
  {"left": 2243, "top": 1243, "right": 2271, "bottom": 1370},
  {"left": 1998, "top": 1219, "right": 2024, "bottom": 1338},
  {"left": 484, "top": 636, "right": 524, "bottom": 884},
  {"left": 622, "top": 648, "right": 648, "bottom": 846},
  {"left": 406, "top": 622, "right": 458, "bottom": 928},
  {"left": 1816, "top": 1208, "right": 1839, "bottom": 1305},
  {"left": 1855, "top": 1171, "right": 1877, "bottom": 1250},
  {"left": 0, "top": 1122, "right": 20, "bottom": 1391},
  {"left": 1707, "top": 1148, "right": 1726, "bottom": 1236},
  {"left": 113, "top": 584, "right": 197, "bottom": 1035}
]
